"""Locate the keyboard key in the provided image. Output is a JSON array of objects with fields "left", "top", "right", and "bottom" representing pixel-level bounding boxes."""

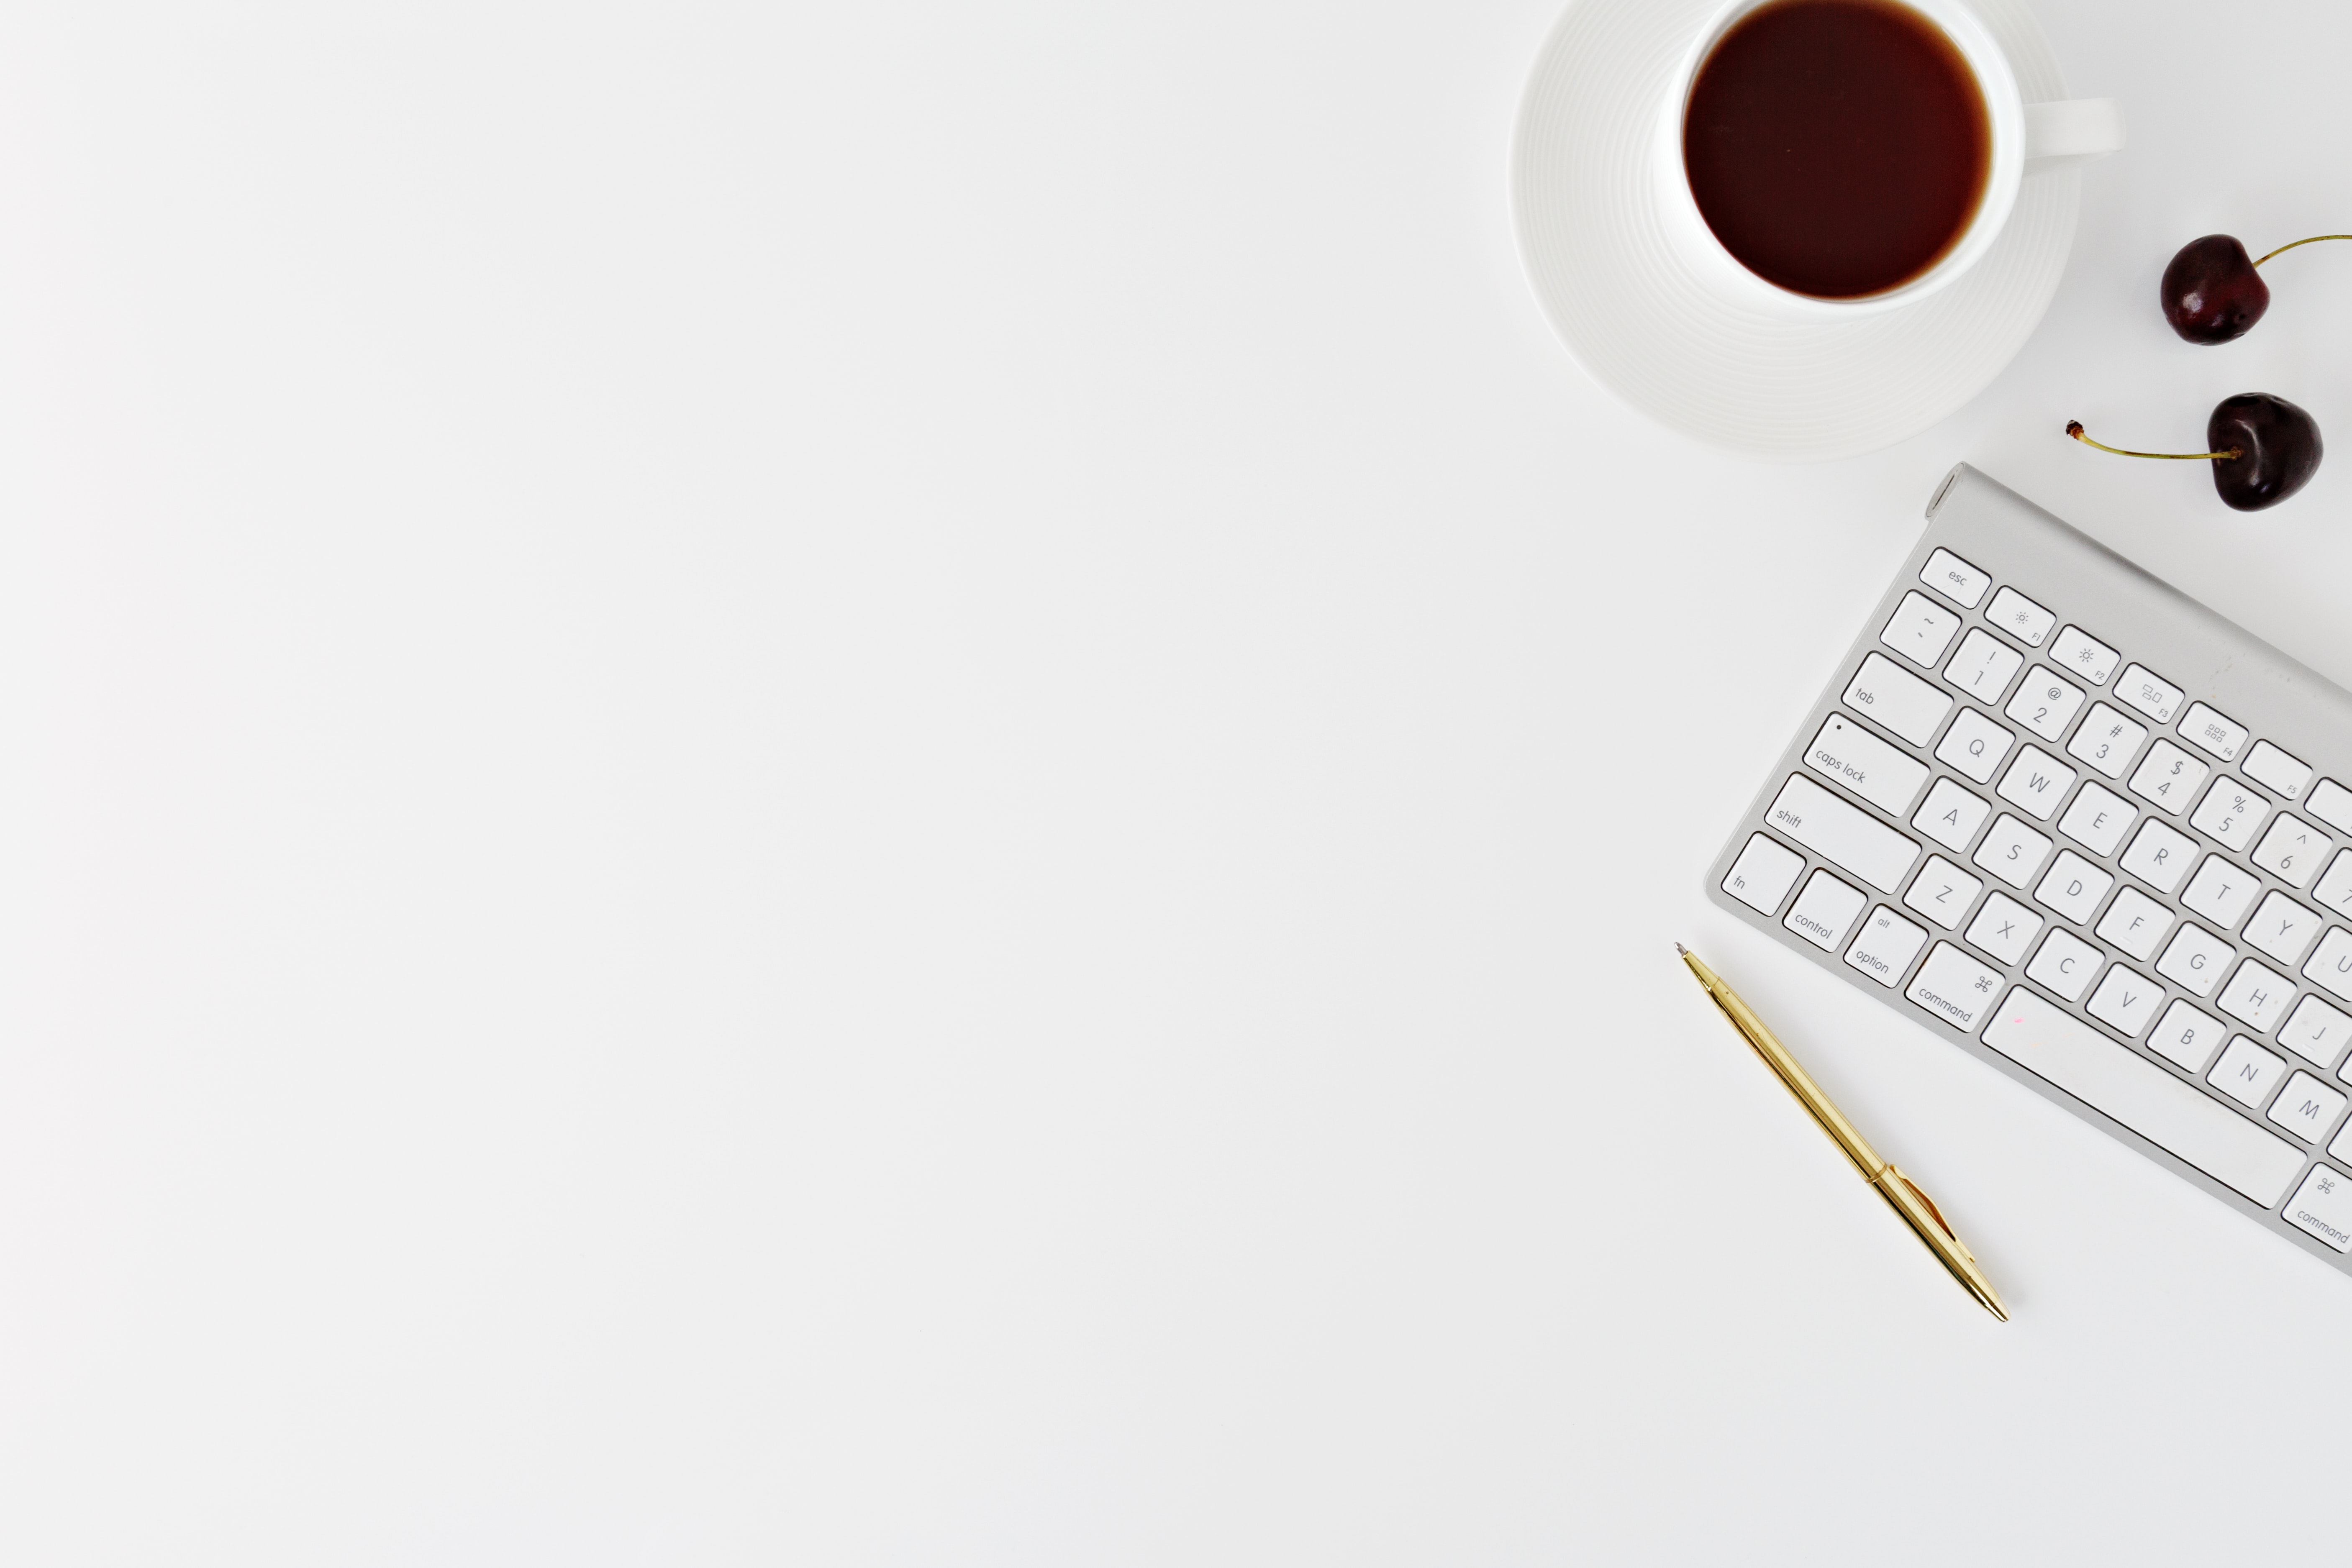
[
  {"left": 2033, "top": 850, "right": 2113, "bottom": 925},
  {"left": 1996, "top": 746, "right": 2076, "bottom": 822},
  {"left": 2150, "top": 999, "right": 2229, "bottom": 1074},
  {"left": 1845, "top": 905, "right": 1930, "bottom": 988},
  {"left": 2252, "top": 814, "right": 2330, "bottom": 889},
  {"left": 2315, "top": 850, "right": 2352, "bottom": 920},
  {"left": 2219, "top": 958, "right": 2296, "bottom": 1034},
  {"left": 1843, "top": 653, "right": 1953, "bottom": 746},
  {"left": 2305, "top": 928, "right": 2352, "bottom": 1004},
  {"left": 2157, "top": 922, "right": 2234, "bottom": 998},
  {"left": 2126, "top": 739, "right": 2209, "bottom": 816},
  {"left": 1912, "top": 778, "right": 1991, "bottom": 853},
  {"left": 1984, "top": 587, "right": 2054, "bottom": 648},
  {"left": 1919, "top": 547, "right": 1991, "bottom": 608},
  {"left": 1965, "top": 891, "right": 2042, "bottom": 966},
  {"left": 1904, "top": 856, "right": 1984, "bottom": 930},
  {"left": 1783, "top": 869, "right": 1869, "bottom": 952},
  {"left": 2178, "top": 701, "right": 2249, "bottom": 763},
  {"left": 2004, "top": 667, "right": 2086, "bottom": 744},
  {"left": 2066, "top": 702, "right": 2149, "bottom": 780},
  {"left": 1905, "top": 942, "right": 2005, "bottom": 1031},
  {"left": 2180, "top": 855, "right": 2261, "bottom": 931},
  {"left": 2051, "top": 625, "right": 2119, "bottom": 686},
  {"left": 1972, "top": 814, "right": 2053, "bottom": 890},
  {"left": 2245, "top": 892, "right": 2324, "bottom": 966},
  {"left": 2057, "top": 781, "right": 2137, "bottom": 858},
  {"left": 2121, "top": 818, "right": 2197, "bottom": 894},
  {"left": 1721, "top": 833, "right": 1805, "bottom": 915},
  {"left": 1944, "top": 629, "right": 2023, "bottom": 703},
  {"left": 2097, "top": 887, "right": 2176, "bottom": 961},
  {"left": 2283, "top": 993, "right": 2352, "bottom": 1070},
  {"left": 2190, "top": 777, "right": 2269, "bottom": 851},
  {"left": 1804, "top": 714, "right": 1931, "bottom": 817},
  {"left": 1983, "top": 987, "right": 2305, "bottom": 1207},
  {"left": 2026, "top": 927, "right": 2102, "bottom": 1002},
  {"left": 2244, "top": 740, "right": 2312, "bottom": 801},
  {"left": 1936, "top": 709, "right": 2016, "bottom": 785},
  {"left": 2308, "top": 779, "right": 2352, "bottom": 838},
  {"left": 1766, "top": 776, "right": 1921, "bottom": 894},
  {"left": 2113, "top": 664, "right": 2185, "bottom": 727},
  {"left": 2088, "top": 964, "right": 2164, "bottom": 1038},
  {"left": 1881, "top": 591, "right": 1963, "bottom": 669},
  {"left": 2269, "top": 1071, "right": 2349, "bottom": 1143},
  {"left": 2284, "top": 1165, "right": 2352, "bottom": 1252},
  {"left": 2210, "top": 1035, "right": 2289, "bottom": 1109}
]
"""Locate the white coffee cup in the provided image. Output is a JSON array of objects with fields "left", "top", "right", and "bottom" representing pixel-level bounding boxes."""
[{"left": 1653, "top": 0, "right": 2123, "bottom": 321}]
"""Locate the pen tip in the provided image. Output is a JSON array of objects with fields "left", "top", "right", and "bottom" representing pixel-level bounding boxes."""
[{"left": 1675, "top": 942, "right": 1688, "bottom": 956}]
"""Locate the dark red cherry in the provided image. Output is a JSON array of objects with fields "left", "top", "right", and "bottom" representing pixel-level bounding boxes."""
[
  {"left": 2067, "top": 394, "right": 2322, "bottom": 510},
  {"left": 2207, "top": 392, "right": 2322, "bottom": 510},
  {"left": 2162, "top": 235, "right": 2268, "bottom": 344}
]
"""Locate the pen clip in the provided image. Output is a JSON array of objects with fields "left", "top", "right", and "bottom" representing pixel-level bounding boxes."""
[
  {"left": 1895, "top": 1170, "right": 1949, "bottom": 1234},
  {"left": 1877, "top": 1166, "right": 1975, "bottom": 1264}
]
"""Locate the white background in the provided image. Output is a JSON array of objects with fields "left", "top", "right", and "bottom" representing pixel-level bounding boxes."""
[{"left": 3, "top": 1, "right": 2350, "bottom": 1562}]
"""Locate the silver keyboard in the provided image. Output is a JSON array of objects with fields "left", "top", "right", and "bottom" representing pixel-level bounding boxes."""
[{"left": 1708, "top": 464, "right": 2352, "bottom": 1272}]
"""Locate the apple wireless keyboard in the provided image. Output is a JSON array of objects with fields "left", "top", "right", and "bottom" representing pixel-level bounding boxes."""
[{"left": 1707, "top": 463, "right": 2352, "bottom": 1272}]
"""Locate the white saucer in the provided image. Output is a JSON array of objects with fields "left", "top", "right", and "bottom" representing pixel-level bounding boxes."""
[{"left": 1511, "top": 0, "right": 2080, "bottom": 462}]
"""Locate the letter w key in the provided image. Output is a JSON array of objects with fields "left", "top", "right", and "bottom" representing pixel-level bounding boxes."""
[{"left": 1998, "top": 746, "right": 2079, "bottom": 823}]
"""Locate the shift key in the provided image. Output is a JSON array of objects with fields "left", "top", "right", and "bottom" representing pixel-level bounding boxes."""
[{"left": 1765, "top": 774, "right": 1922, "bottom": 894}]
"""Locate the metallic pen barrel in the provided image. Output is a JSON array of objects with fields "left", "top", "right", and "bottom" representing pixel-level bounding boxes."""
[
  {"left": 1680, "top": 943, "right": 2008, "bottom": 1323},
  {"left": 1679, "top": 945, "right": 1882, "bottom": 1178}
]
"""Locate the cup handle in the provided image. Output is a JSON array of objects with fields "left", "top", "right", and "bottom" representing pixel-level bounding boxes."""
[{"left": 2023, "top": 99, "right": 2125, "bottom": 174}]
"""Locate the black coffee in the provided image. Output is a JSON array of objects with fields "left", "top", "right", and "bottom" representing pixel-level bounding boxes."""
[{"left": 1683, "top": 0, "right": 1991, "bottom": 300}]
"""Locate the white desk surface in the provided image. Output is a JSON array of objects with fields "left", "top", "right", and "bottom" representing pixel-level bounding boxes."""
[{"left": 5, "top": 2, "right": 2349, "bottom": 1562}]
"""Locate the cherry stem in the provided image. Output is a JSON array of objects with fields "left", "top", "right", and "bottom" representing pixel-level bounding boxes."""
[
  {"left": 2066, "top": 421, "right": 2240, "bottom": 461},
  {"left": 2254, "top": 234, "right": 2352, "bottom": 266}
]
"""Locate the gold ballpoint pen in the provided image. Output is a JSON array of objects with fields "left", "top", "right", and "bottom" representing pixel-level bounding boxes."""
[{"left": 1679, "top": 944, "right": 2008, "bottom": 1322}]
